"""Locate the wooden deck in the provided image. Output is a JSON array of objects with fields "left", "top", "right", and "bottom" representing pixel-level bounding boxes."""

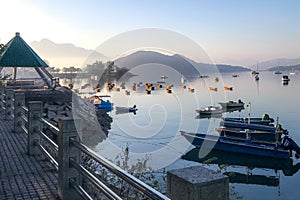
[{"left": 0, "top": 112, "right": 59, "bottom": 199}]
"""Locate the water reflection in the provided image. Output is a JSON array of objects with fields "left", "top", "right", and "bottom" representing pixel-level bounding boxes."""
[{"left": 182, "top": 148, "right": 300, "bottom": 187}]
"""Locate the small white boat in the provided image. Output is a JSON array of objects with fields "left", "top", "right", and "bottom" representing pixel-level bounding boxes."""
[
  {"left": 181, "top": 77, "right": 186, "bottom": 84},
  {"left": 290, "top": 69, "right": 296, "bottom": 75},
  {"left": 196, "top": 105, "right": 223, "bottom": 115}
]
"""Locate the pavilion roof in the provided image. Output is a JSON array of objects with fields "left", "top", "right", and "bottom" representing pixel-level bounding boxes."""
[{"left": 0, "top": 32, "right": 48, "bottom": 68}]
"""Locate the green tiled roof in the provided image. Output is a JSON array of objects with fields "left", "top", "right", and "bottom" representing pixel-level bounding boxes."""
[{"left": 0, "top": 32, "right": 48, "bottom": 68}]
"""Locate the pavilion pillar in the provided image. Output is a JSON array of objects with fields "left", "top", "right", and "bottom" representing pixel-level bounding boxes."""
[{"left": 13, "top": 67, "right": 17, "bottom": 79}]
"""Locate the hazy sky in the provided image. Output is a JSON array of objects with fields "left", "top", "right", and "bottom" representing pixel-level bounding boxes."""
[{"left": 0, "top": 0, "right": 300, "bottom": 66}]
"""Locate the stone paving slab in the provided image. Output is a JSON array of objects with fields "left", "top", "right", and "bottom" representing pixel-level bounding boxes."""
[{"left": 0, "top": 115, "right": 59, "bottom": 199}]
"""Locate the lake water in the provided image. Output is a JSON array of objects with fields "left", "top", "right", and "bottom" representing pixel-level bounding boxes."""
[{"left": 66, "top": 71, "right": 300, "bottom": 200}]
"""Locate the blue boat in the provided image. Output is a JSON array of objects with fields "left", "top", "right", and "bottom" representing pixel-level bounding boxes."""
[
  {"left": 94, "top": 95, "right": 114, "bottom": 111},
  {"left": 181, "top": 131, "right": 291, "bottom": 159}
]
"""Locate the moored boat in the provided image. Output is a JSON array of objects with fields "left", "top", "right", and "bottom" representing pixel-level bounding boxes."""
[
  {"left": 208, "top": 87, "right": 217, "bottom": 92},
  {"left": 219, "top": 99, "right": 244, "bottom": 109},
  {"left": 215, "top": 126, "right": 280, "bottom": 143},
  {"left": 223, "top": 114, "right": 274, "bottom": 125},
  {"left": 196, "top": 105, "right": 223, "bottom": 116},
  {"left": 224, "top": 86, "right": 233, "bottom": 91},
  {"left": 282, "top": 75, "right": 290, "bottom": 82},
  {"left": 93, "top": 95, "right": 114, "bottom": 111},
  {"left": 115, "top": 105, "right": 137, "bottom": 115},
  {"left": 181, "top": 131, "right": 293, "bottom": 159}
]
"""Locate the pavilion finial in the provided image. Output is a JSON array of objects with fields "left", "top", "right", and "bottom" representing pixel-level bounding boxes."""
[{"left": 15, "top": 32, "right": 20, "bottom": 36}]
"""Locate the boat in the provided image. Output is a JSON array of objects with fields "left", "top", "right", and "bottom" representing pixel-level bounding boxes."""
[
  {"left": 181, "top": 131, "right": 296, "bottom": 159},
  {"left": 196, "top": 105, "right": 223, "bottom": 116},
  {"left": 115, "top": 105, "right": 137, "bottom": 115},
  {"left": 223, "top": 114, "right": 274, "bottom": 125},
  {"left": 93, "top": 95, "right": 114, "bottom": 111},
  {"left": 252, "top": 70, "right": 259, "bottom": 75},
  {"left": 255, "top": 74, "right": 259, "bottom": 81},
  {"left": 274, "top": 70, "right": 282, "bottom": 75},
  {"left": 199, "top": 75, "right": 209, "bottom": 78},
  {"left": 181, "top": 76, "right": 186, "bottom": 84},
  {"left": 219, "top": 99, "right": 244, "bottom": 109},
  {"left": 216, "top": 120, "right": 289, "bottom": 142},
  {"left": 224, "top": 86, "right": 233, "bottom": 91},
  {"left": 232, "top": 74, "right": 239, "bottom": 77},
  {"left": 213, "top": 77, "right": 219, "bottom": 82},
  {"left": 215, "top": 126, "right": 280, "bottom": 143},
  {"left": 208, "top": 87, "right": 217, "bottom": 92},
  {"left": 290, "top": 69, "right": 296, "bottom": 75},
  {"left": 282, "top": 75, "right": 290, "bottom": 82}
]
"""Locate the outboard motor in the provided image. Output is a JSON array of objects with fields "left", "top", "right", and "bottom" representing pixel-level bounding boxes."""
[{"left": 282, "top": 135, "right": 300, "bottom": 158}]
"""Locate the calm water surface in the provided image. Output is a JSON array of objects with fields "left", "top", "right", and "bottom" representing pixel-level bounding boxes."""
[{"left": 68, "top": 71, "right": 300, "bottom": 200}]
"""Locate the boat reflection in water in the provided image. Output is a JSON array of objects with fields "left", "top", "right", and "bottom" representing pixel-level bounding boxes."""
[{"left": 182, "top": 148, "right": 300, "bottom": 187}]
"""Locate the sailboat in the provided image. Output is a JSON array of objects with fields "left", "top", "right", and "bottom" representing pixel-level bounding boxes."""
[{"left": 181, "top": 75, "right": 186, "bottom": 84}]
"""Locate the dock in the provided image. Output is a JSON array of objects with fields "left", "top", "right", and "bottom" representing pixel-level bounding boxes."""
[{"left": 0, "top": 111, "right": 59, "bottom": 199}]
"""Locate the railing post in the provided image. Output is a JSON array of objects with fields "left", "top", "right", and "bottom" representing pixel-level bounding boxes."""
[
  {"left": 27, "top": 101, "right": 42, "bottom": 155},
  {"left": 58, "top": 117, "right": 82, "bottom": 200},
  {"left": 14, "top": 92, "right": 25, "bottom": 133},
  {"left": 0, "top": 85, "right": 4, "bottom": 110},
  {"left": 6, "top": 89, "right": 14, "bottom": 119}
]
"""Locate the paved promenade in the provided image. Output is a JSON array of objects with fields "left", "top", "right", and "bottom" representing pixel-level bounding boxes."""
[{"left": 0, "top": 113, "right": 59, "bottom": 199}]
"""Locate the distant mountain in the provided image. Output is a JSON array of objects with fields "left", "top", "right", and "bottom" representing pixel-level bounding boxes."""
[
  {"left": 250, "top": 58, "right": 300, "bottom": 71},
  {"left": 268, "top": 64, "right": 300, "bottom": 71},
  {"left": 114, "top": 51, "right": 250, "bottom": 78},
  {"left": 31, "top": 39, "right": 107, "bottom": 68},
  {"left": 115, "top": 51, "right": 199, "bottom": 78},
  {"left": 181, "top": 55, "right": 250, "bottom": 73}
]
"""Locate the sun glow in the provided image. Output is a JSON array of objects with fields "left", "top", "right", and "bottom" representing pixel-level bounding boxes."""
[{"left": 0, "top": 0, "right": 73, "bottom": 44}]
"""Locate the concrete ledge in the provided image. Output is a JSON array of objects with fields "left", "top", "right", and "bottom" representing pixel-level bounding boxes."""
[{"left": 167, "top": 166, "right": 229, "bottom": 200}]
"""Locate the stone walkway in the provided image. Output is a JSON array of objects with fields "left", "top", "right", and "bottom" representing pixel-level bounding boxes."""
[{"left": 0, "top": 114, "right": 59, "bottom": 199}]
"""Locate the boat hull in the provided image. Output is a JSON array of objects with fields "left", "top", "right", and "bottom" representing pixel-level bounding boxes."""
[
  {"left": 219, "top": 102, "right": 244, "bottom": 108},
  {"left": 181, "top": 132, "right": 290, "bottom": 159},
  {"left": 223, "top": 117, "right": 274, "bottom": 125}
]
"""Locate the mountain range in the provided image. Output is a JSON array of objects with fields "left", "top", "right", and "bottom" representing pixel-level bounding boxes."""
[
  {"left": 250, "top": 58, "right": 300, "bottom": 71},
  {"left": 31, "top": 38, "right": 300, "bottom": 72},
  {"left": 31, "top": 39, "right": 106, "bottom": 67},
  {"left": 115, "top": 51, "right": 250, "bottom": 77}
]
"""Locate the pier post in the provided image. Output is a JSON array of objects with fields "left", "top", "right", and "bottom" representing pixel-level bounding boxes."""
[
  {"left": 27, "top": 101, "right": 42, "bottom": 155},
  {"left": 5, "top": 89, "right": 14, "bottom": 119},
  {"left": 167, "top": 166, "right": 229, "bottom": 200},
  {"left": 58, "top": 117, "right": 82, "bottom": 200},
  {"left": 14, "top": 92, "right": 25, "bottom": 133}
]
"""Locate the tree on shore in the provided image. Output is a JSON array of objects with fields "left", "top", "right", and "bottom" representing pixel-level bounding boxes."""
[{"left": 62, "top": 66, "right": 82, "bottom": 73}]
